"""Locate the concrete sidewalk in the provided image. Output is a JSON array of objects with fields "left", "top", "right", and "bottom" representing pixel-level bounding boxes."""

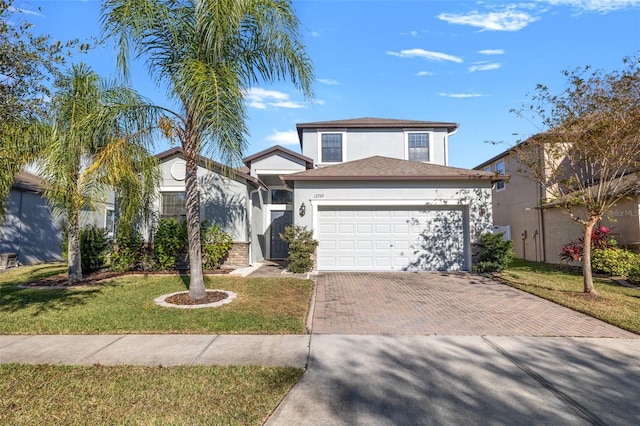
[
  {"left": 267, "top": 335, "right": 640, "bottom": 425},
  {"left": 0, "top": 334, "right": 310, "bottom": 367},
  {"left": 2, "top": 334, "right": 640, "bottom": 424}
]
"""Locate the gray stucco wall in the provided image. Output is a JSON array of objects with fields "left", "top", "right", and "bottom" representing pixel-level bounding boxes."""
[
  {"left": 249, "top": 153, "right": 307, "bottom": 175},
  {"left": 300, "top": 128, "right": 450, "bottom": 165},
  {"left": 0, "top": 189, "right": 63, "bottom": 264},
  {"left": 157, "top": 156, "right": 249, "bottom": 242}
]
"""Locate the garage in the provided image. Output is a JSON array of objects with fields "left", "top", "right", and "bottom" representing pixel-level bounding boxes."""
[{"left": 317, "top": 205, "right": 467, "bottom": 271}]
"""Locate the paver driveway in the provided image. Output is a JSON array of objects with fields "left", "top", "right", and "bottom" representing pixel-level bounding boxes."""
[{"left": 311, "top": 272, "right": 636, "bottom": 337}]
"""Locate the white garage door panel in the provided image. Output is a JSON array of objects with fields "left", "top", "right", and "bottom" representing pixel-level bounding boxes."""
[{"left": 317, "top": 206, "right": 466, "bottom": 272}]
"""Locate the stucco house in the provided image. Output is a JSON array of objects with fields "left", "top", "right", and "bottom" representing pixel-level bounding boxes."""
[
  {"left": 157, "top": 117, "right": 502, "bottom": 271},
  {"left": 474, "top": 144, "right": 640, "bottom": 264},
  {"left": 0, "top": 171, "right": 63, "bottom": 265}
]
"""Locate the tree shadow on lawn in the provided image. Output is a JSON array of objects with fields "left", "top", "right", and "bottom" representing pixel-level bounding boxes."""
[{"left": 0, "top": 282, "right": 110, "bottom": 316}]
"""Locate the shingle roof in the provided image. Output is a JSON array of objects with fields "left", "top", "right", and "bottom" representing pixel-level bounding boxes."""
[
  {"left": 296, "top": 117, "right": 459, "bottom": 142},
  {"left": 281, "top": 156, "right": 506, "bottom": 182},
  {"left": 12, "top": 171, "right": 44, "bottom": 193}
]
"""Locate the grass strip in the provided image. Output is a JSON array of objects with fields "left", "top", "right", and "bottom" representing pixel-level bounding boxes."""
[
  {"left": 499, "top": 259, "right": 640, "bottom": 334},
  {"left": 0, "top": 364, "right": 302, "bottom": 425}
]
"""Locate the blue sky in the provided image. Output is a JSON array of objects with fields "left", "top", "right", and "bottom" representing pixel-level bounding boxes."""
[{"left": 12, "top": 0, "right": 640, "bottom": 169}]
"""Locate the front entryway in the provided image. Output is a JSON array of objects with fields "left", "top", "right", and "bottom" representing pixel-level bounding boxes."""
[{"left": 270, "top": 210, "right": 292, "bottom": 259}]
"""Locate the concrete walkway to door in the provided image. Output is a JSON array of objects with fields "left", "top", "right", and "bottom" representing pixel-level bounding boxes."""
[{"left": 311, "top": 272, "right": 636, "bottom": 337}]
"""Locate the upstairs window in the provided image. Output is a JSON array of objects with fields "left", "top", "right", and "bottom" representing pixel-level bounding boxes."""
[
  {"left": 408, "top": 133, "right": 430, "bottom": 162},
  {"left": 495, "top": 160, "right": 506, "bottom": 191},
  {"left": 321, "top": 133, "right": 342, "bottom": 163},
  {"left": 161, "top": 192, "right": 187, "bottom": 221}
]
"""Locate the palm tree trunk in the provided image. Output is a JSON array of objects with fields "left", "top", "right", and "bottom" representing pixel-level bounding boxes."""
[
  {"left": 184, "top": 143, "right": 206, "bottom": 300},
  {"left": 67, "top": 213, "right": 82, "bottom": 283},
  {"left": 582, "top": 218, "right": 599, "bottom": 296}
]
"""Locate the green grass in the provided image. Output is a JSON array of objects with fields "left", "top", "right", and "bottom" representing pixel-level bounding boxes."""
[
  {"left": 499, "top": 259, "right": 640, "bottom": 334},
  {"left": 0, "top": 363, "right": 302, "bottom": 425},
  {"left": 0, "top": 264, "right": 313, "bottom": 334}
]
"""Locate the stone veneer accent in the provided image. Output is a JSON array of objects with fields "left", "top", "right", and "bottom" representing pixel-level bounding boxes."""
[{"left": 220, "top": 242, "right": 250, "bottom": 269}]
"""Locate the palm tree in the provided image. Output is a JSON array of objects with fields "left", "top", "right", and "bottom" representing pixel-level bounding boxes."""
[
  {"left": 39, "top": 63, "right": 159, "bottom": 282},
  {"left": 101, "top": 0, "right": 314, "bottom": 299}
]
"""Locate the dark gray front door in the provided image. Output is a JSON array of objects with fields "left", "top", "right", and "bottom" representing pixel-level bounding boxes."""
[{"left": 270, "top": 210, "right": 292, "bottom": 259}]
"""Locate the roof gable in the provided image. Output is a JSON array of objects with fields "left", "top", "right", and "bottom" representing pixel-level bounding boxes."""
[
  {"left": 155, "top": 147, "right": 261, "bottom": 187},
  {"left": 242, "top": 145, "right": 313, "bottom": 169}
]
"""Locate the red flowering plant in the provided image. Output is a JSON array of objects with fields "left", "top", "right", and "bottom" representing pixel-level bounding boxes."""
[{"left": 559, "top": 225, "right": 616, "bottom": 262}]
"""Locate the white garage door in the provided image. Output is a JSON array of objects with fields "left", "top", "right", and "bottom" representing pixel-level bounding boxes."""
[{"left": 317, "top": 206, "right": 466, "bottom": 271}]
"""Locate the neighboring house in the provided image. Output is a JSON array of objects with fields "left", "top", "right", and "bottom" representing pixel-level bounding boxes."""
[
  {"left": 0, "top": 171, "right": 63, "bottom": 265},
  {"left": 474, "top": 145, "right": 640, "bottom": 264},
  {"left": 157, "top": 117, "right": 503, "bottom": 271},
  {"left": 0, "top": 170, "right": 116, "bottom": 266}
]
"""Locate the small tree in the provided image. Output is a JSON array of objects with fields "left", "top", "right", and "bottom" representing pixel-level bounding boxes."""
[{"left": 513, "top": 55, "right": 640, "bottom": 296}]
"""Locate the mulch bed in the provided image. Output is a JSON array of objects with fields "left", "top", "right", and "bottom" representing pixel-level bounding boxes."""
[
  {"left": 20, "top": 269, "right": 231, "bottom": 288},
  {"left": 164, "top": 290, "right": 228, "bottom": 306}
]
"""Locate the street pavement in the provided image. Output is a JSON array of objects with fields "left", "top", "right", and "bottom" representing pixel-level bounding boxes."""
[{"left": 1, "top": 269, "right": 639, "bottom": 425}]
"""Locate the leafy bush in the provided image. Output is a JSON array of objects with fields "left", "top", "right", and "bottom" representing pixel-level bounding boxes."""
[
  {"left": 591, "top": 248, "right": 640, "bottom": 277},
  {"left": 472, "top": 232, "right": 514, "bottom": 273},
  {"left": 280, "top": 225, "right": 318, "bottom": 273},
  {"left": 201, "top": 222, "right": 233, "bottom": 269},
  {"left": 79, "top": 226, "right": 109, "bottom": 274},
  {"left": 153, "top": 218, "right": 187, "bottom": 270},
  {"left": 560, "top": 225, "right": 616, "bottom": 263},
  {"left": 627, "top": 263, "right": 640, "bottom": 284},
  {"left": 110, "top": 223, "right": 145, "bottom": 272}
]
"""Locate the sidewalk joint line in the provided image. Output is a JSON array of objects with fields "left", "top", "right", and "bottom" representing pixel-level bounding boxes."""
[
  {"left": 0, "top": 335, "right": 31, "bottom": 350},
  {"left": 78, "top": 335, "right": 126, "bottom": 363},
  {"left": 190, "top": 335, "right": 220, "bottom": 365},
  {"left": 482, "top": 336, "right": 608, "bottom": 426}
]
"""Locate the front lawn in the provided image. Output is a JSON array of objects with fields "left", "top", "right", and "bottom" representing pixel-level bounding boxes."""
[
  {"left": 0, "top": 264, "right": 313, "bottom": 334},
  {"left": 0, "top": 363, "right": 301, "bottom": 425},
  {"left": 498, "top": 259, "right": 640, "bottom": 334}
]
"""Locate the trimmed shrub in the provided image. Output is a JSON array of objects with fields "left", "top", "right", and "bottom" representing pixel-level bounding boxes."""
[
  {"left": 79, "top": 225, "right": 109, "bottom": 274},
  {"left": 153, "top": 218, "right": 187, "bottom": 270},
  {"left": 627, "top": 264, "right": 640, "bottom": 284},
  {"left": 201, "top": 222, "right": 233, "bottom": 269},
  {"left": 591, "top": 248, "right": 640, "bottom": 277},
  {"left": 472, "top": 232, "right": 514, "bottom": 273},
  {"left": 280, "top": 225, "right": 318, "bottom": 273},
  {"left": 110, "top": 223, "right": 145, "bottom": 272}
]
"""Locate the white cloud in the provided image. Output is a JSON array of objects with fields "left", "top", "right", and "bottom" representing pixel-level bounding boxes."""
[
  {"left": 266, "top": 130, "right": 299, "bottom": 146},
  {"left": 416, "top": 71, "right": 434, "bottom": 76},
  {"left": 410, "top": 30, "right": 419, "bottom": 37},
  {"left": 310, "top": 31, "right": 320, "bottom": 37},
  {"left": 245, "top": 88, "right": 305, "bottom": 109},
  {"left": 541, "top": 0, "right": 640, "bottom": 12},
  {"left": 386, "top": 48, "right": 463, "bottom": 63},
  {"left": 270, "top": 101, "right": 305, "bottom": 109},
  {"left": 317, "top": 78, "right": 340, "bottom": 86},
  {"left": 469, "top": 62, "right": 501, "bottom": 72},
  {"left": 478, "top": 49, "right": 505, "bottom": 55},
  {"left": 438, "top": 8, "right": 539, "bottom": 31},
  {"left": 439, "top": 92, "right": 485, "bottom": 98}
]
